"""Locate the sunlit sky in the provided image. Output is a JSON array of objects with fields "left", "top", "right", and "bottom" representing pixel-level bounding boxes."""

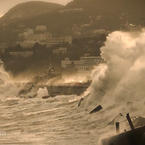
[{"left": 0, "top": 0, "right": 72, "bottom": 17}]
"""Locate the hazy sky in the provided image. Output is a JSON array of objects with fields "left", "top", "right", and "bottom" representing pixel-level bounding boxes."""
[{"left": 0, "top": 0, "right": 72, "bottom": 17}]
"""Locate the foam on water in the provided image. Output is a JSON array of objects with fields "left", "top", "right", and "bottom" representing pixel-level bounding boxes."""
[{"left": 0, "top": 62, "right": 101, "bottom": 145}]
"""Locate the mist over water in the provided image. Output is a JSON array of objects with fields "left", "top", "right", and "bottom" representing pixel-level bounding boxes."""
[
  {"left": 0, "top": 64, "right": 25, "bottom": 99},
  {"left": 0, "top": 30, "right": 145, "bottom": 144}
]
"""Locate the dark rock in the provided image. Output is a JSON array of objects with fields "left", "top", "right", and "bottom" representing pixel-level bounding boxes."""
[
  {"left": 42, "top": 96, "right": 50, "bottom": 99},
  {"left": 78, "top": 98, "right": 84, "bottom": 107},
  {"left": 89, "top": 105, "right": 103, "bottom": 114}
]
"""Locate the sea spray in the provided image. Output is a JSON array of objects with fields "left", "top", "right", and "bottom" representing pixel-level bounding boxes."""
[
  {"left": 81, "top": 30, "right": 145, "bottom": 143},
  {"left": 85, "top": 29, "right": 145, "bottom": 115},
  {"left": 0, "top": 62, "right": 22, "bottom": 98},
  {"left": 0, "top": 61, "right": 36, "bottom": 99},
  {"left": 37, "top": 87, "right": 49, "bottom": 98}
]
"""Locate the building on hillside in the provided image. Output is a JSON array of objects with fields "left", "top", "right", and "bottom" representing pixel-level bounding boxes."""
[
  {"left": 52, "top": 47, "right": 67, "bottom": 55},
  {"left": 61, "top": 58, "right": 73, "bottom": 68},
  {"left": 18, "top": 32, "right": 72, "bottom": 48},
  {"left": 8, "top": 50, "right": 34, "bottom": 58},
  {"left": 35, "top": 25, "right": 47, "bottom": 32},
  {"left": 45, "top": 36, "right": 72, "bottom": 47},
  {"left": 74, "top": 56, "right": 104, "bottom": 72},
  {"left": 17, "top": 40, "right": 35, "bottom": 48},
  {"left": 61, "top": 56, "right": 105, "bottom": 72}
]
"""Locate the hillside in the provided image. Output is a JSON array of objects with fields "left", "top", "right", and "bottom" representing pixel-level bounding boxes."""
[
  {"left": 0, "top": 0, "right": 145, "bottom": 44},
  {"left": 0, "top": 1, "right": 63, "bottom": 25},
  {"left": 66, "top": 0, "right": 145, "bottom": 27},
  {"left": 67, "top": 0, "right": 145, "bottom": 15},
  {"left": 1, "top": 0, "right": 145, "bottom": 74}
]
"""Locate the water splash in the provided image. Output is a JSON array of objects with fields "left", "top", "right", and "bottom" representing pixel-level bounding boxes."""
[
  {"left": 85, "top": 29, "right": 145, "bottom": 115},
  {"left": 80, "top": 29, "right": 145, "bottom": 143}
]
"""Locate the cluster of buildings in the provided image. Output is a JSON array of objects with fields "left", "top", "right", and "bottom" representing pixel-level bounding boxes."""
[
  {"left": 1, "top": 25, "right": 105, "bottom": 74},
  {"left": 61, "top": 56, "right": 104, "bottom": 72},
  {"left": 17, "top": 25, "right": 72, "bottom": 48},
  {"left": 5, "top": 46, "right": 68, "bottom": 58}
]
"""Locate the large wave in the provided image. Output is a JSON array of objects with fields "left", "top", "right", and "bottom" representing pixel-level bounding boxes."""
[
  {"left": 79, "top": 30, "right": 145, "bottom": 143},
  {"left": 85, "top": 29, "right": 145, "bottom": 116},
  {"left": 80, "top": 29, "right": 145, "bottom": 144}
]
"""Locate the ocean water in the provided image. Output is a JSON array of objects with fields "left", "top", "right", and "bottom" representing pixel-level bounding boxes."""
[
  {"left": 0, "top": 63, "right": 113, "bottom": 145},
  {"left": 0, "top": 65, "right": 117, "bottom": 145},
  {"left": 0, "top": 79, "right": 136, "bottom": 145},
  {"left": 0, "top": 94, "right": 113, "bottom": 145}
]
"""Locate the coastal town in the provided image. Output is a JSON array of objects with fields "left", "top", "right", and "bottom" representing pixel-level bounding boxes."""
[
  {"left": 0, "top": 25, "right": 106, "bottom": 76},
  {"left": 0, "top": 0, "right": 145, "bottom": 145}
]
